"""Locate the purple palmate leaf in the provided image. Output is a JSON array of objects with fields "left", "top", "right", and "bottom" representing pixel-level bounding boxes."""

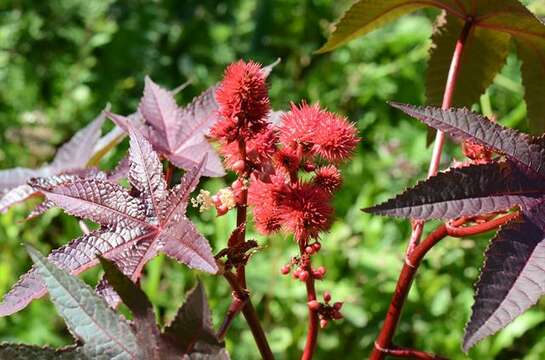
[
  {"left": 368, "top": 101, "right": 545, "bottom": 350},
  {"left": 364, "top": 161, "right": 545, "bottom": 220},
  {"left": 108, "top": 78, "right": 224, "bottom": 177},
  {"left": 140, "top": 78, "right": 224, "bottom": 177},
  {"left": 0, "top": 226, "right": 150, "bottom": 316},
  {"left": 0, "top": 130, "right": 216, "bottom": 316},
  {"left": 464, "top": 199, "right": 545, "bottom": 351},
  {"left": 390, "top": 103, "right": 545, "bottom": 178},
  {"left": 107, "top": 61, "right": 280, "bottom": 179},
  {"left": 0, "top": 107, "right": 110, "bottom": 214}
]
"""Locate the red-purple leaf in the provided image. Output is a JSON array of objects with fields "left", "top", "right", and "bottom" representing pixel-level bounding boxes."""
[
  {"left": 463, "top": 200, "right": 545, "bottom": 351},
  {"left": 0, "top": 132, "right": 216, "bottom": 316},
  {"left": 390, "top": 103, "right": 545, "bottom": 178},
  {"left": 0, "top": 168, "right": 51, "bottom": 193},
  {"left": 35, "top": 179, "right": 148, "bottom": 229},
  {"left": 131, "top": 77, "right": 224, "bottom": 177},
  {"left": 0, "top": 185, "right": 36, "bottom": 213},
  {"left": 107, "top": 155, "right": 130, "bottom": 182},
  {"left": 0, "top": 108, "right": 109, "bottom": 213},
  {"left": 51, "top": 107, "right": 108, "bottom": 171},
  {"left": 163, "top": 282, "right": 220, "bottom": 354},
  {"left": 0, "top": 227, "right": 150, "bottom": 316},
  {"left": 364, "top": 161, "right": 545, "bottom": 219},
  {"left": 127, "top": 129, "right": 168, "bottom": 222},
  {"left": 99, "top": 257, "right": 161, "bottom": 359},
  {"left": 139, "top": 76, "right": 183, "bottom": 151},
  {"left": 161, "top": 220, "right": 217, "bottom": 274},
  {"left": 95, "top": 239, "right": 157, "bottom": 308}
]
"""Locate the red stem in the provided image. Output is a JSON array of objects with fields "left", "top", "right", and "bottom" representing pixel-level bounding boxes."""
[
  {"left": 445, "top": 212, "right": 520, "bottom": 238},
  {"left": 217, "top": 269, "right": 248, "bottom": 340},
  {"left": 371, "top": 18, "right": 475, "bottom": 360},
  {"left": 299, "top": 241, "right": 319, "bottom": 360},
  {"left": 235, "top": 137, "right": 249, "bottom": 287},
  {"left": 407, "top": 16, "right": 474, "bottom": 253},
  {"left": 217, "top": 136, "right": 274, "bottom": 359},
  {"left": 378, "top": 344, "right": 449, "bottom": 360}
]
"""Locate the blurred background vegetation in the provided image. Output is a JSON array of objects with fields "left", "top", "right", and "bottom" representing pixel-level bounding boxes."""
[{"left": 1, "top": 0, "right": 545, "bottom": 359}]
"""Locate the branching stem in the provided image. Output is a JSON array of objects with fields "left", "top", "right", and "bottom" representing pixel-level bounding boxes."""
[
  {"left": 217, "top": 136, "right": 275, "bottom": 360},
  {"left": 445, "top": 212, "right": 520, "bottom": 238},
  {"left": 371, "top": 18, "right": 475, "bottom": 360}
]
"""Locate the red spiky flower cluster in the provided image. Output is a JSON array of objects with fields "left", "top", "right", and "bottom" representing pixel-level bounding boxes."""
[
  {"left": 210, "top": 60, "right": 274, "bottom": 173},
  {"left": 208, "top": 59, "right": 359, "bottom": 334},
  {"left": 210, "top": 60, "right": 359, "bottom": 242},
  {"left": 248, "top": 105, "right": 358, "bottom": 242}
]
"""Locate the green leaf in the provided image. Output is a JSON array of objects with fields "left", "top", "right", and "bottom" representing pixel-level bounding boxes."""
[
  {"left": 426, "top": 13, "right": 510, "bottom": 107},
  {"left": 317, "top": 0, "right": 469, "bottom": 53},
  {"left": 472, "top": 0, "right": 545, "bottom": 43},
  {"left": 516, "top": 38, "right": 545, "bottom": 134},
  {"left": 0, "top": 344, "right": 84, "bottom": 360},
  {"left": 26, "top": 245, "right": 142, "bottom": 360}
]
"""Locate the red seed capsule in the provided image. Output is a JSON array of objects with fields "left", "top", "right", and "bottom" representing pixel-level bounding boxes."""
[
  {"left": 333, "top": 301, "right": 343, "bottom": 310},
  {"left": 293, "top": 269, "right": 301, "bottom": 279},
  {"left": 307, "top": 300, "right": 320, "bottom": 311},
  {"left": 281, "top": 265, "right": 291, "bottom": 275},
  {"left": 320, "top": 319, "right": 329, "bottom": 328},
  {"left": 312, "top": 242, "right": 321, "bottom": 252},
  {"left": 305, "top": 246, "right": 314, "bottom": 255},
  {"left": 299, "top": 270, "right": 309, "bottom": 281},
  {"left": 323, "top": 291, "right": 331, "bottom": 303}
]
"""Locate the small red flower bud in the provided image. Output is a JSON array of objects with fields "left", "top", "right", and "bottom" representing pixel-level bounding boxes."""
[
  {"left": 312, "top": 242, "right": 321, "bottom": 252},
  {"left": 299, "top": 270, "right": 309, "bottom": 281},
  {"left": 332, "top": 310, "right": 344, "bottom": 320},
  {"left": 293, "top": 268, "right": 301, "bottom": 279},
  {"left": 313, "top": 266, "right": 326, "bottom": 279},
  {"left": 281, "top": 265, "right": 291, "bottom": 275},
  {"left": 307, "top": 300, "right": 321, "bottom": 311},
  {"left": 323, "top": 291, "right": 331, "bottom": 303},
  {"left": 305, "top": 246, "right": 315, "bottom": 255},
  {"left": 211, "top": 194, "right": 222, "bottom": 207},
  {"left": 216, "top": 204, "right": 229, "bottom": 216},
  {"left": 232, "top": 159, "right": 246, "bottom": 173},
  {"left": 333, "top": 301, "right": 343, "bottom": 310},
  {"left": 320, "top": 319, "right": 329, "bottom": 328}
]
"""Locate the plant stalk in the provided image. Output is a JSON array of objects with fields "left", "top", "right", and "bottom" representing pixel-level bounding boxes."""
[
  {"left": 299, "top": 241, "right": 319, "bottom": 360},
  {"left": 218, "top": 136, "right": 275, "bottom": 359},
  {"left": 406, "top": 17, "right": 474, "bottom": 253},
  {"left": 370, "top": 18, "right": 474, "bottom": 360}
]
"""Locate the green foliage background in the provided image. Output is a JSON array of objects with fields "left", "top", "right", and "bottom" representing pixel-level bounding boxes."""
[{"left": 1, "top": 0, "right": 544, "bottom": 358}]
